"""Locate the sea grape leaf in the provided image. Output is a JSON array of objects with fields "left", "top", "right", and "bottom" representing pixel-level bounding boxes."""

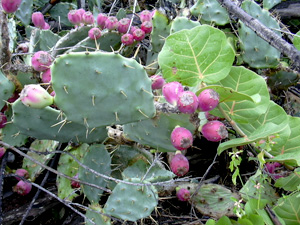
[
  {"left": 274, "top": 168, "right": 300, "bottom": 192},
  {"left": 217, "top": 66, "right": 270, "bottom": 123},
  {"left": 158, "top": 25, "right": 235, "bottom": 86},
  {"left": 273, "top": 192, "right": 300, "bottom": 225}
]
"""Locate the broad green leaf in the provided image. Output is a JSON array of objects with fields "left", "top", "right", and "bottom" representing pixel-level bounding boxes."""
[
  {"left": 216, "top": 216, "right": 232, "bottom": 225},
  {"left": 244, "top": 214, "right": 264, "bottom": 225},
  {"left": 273, "top": 192, "right": 300, "bottom": 225},
  {"left": 244, "top": 198, "right": 269, "bottom": 215},
  {"left": 271, "top": 152, "right": 300, "bottom": 167},
  {"left": 158, "top": 25, "right": 235, "bottom": 86},
  {"left": 256, "top": 209, "right": 281, "bottom": 225},
  {"left": 170, "top": 17, "right": 201, "bottom": 34},
  {"left": 263, "top": 0, "right": 281, "bottom": 10},
  {"left": 196, "top": 85, "right": 254, "bottom": 103},
  {"left": 218, "top": 66, "right": 270, "bottom": 123},
  {"left": 274, "top": 168, "right": 300, "bottom": 192}
]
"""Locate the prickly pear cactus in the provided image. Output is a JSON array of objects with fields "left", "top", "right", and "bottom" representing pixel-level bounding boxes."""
[
  {"left": 29, "top": 28, "right": 60, "bottom": 52},
  {"left": 51, "top": 51, "right": 156, "bottom": 128},
  {"left": 123, "top": 112, "right": 196, "bottom": 152},
  {"left": 190, "top": 0, "right": 230, "bottom": 25},
  {"left": 0, "top": 71, "right": 15, "bottom": 110},
  {"left": 238, "top": 0, "right": 281, "bottom": 68},
  {"left": 57, "top": 143, "right": 88, "bottom": 201},
  {"left": 12, "top": 99, "right": 107, "bottom": 143},
  {"left": 22, "top": 139, "right": 59, "bottom": 181},
  {"left": 78, "top": 144, "right": 111, "bottom": 204},
  {"left": 15, "top": 0, "right": 33, "bottom": 25},
  {"left": 104, "top": 178, "right": 158, "bottom": 221},
  {"left": 85, "top": 204, "right": 111, "bottom": 225}
]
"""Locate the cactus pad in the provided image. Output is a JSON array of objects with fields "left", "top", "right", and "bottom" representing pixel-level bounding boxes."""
[
  {"left": 85, "top": 204, "right": 111, "bottom": 225},
  {"left": 51, "top": 52, "right": 156, "bottom": 128},
  {"left": 0, "top": 71, "right": 15, "bottom": 110},
  {"left": 104, "top": 178, "right": 158, "bottom": 221}
]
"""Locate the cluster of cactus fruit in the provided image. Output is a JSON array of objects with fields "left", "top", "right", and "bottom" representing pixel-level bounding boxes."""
[{"left": 1, "top": 0, "right": 300, "bottom": 224}]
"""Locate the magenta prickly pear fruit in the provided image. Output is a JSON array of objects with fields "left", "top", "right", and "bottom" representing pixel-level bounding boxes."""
[
  {"left": 105, "top": 16, "right": 118, "bottom": 30},
  {"left": 82, "top": 11, "right": 94, "bottom": 24},
  {"left": 15, "top": 169, "right": 29, "bottom": 181},
  {"left": 71, "top": 173, "right": 80, "bottom": 188},
  {"left": 121, "top": 33, "right": 134, "bottom": 46},
  {"left": 139, "top": 10, "right": 153, "bottom": 22},
  {"left": 0, "top": 112, "right": 7, "bottom": 128},
  {"left": 117, "top": 18, "right": 130, "bottom": 33},
  {"left": 1, "top": 0, "right": 22, "bottom": 13},
  {"left": 150, "top": 75, "right": 165, "bottom": 90},
  {"left": 32, "top": 12, "right": 45, "bottom": 29},
  {"left": 97, "top": 13, "right": 108, "bottom": 29},
  {"left": 176, "top": 188, "right": 190, "bottom": 201},
  {"left": 31, "top": 51, "right": 52, "bottom": 72},
  {"left": 141, "top": 21, "right": 153, "bottom": 34},
  {"left": 68, "top": 10, "right": 81, "bottom": 25},
  {"left": 77, "top": 8, "right": 85, "bottom": 18},
  {"left": 0, "top": 147, "right": 6, "bottom": 159},
  {"left": 205, "top": 111, "right": 220, "bottom": 121},
  {"left": 171, "top": 126, "right": 193, "bottom": 151},
  {"left": 201, "top": 120, "right": 228, "bottom": 142},
  {"left": 20, "top": 84, "right": 54, "bottom": 108},
  {"left": 132, "top": 28, "right": 145, "bottom": 41},
  {"left": 16, "top": 42, "right": 29, "bottom": 53},
  {"left": 198, "top": 89, "right": 220, "bottom": 112},
  {"left": 177, "top": 91, "right": 199, "bottom": 114},
  {"left": 88, "top": 27, "right": 102, "bottom": 40},
  {"left": 40, "top": 68, "right": 51, "bottom": 83},
  {"left": 42, "top": 22, "right": 50, "bottom": 30},
  {"left": 265, "top": 162, "right": 283, "bottom": 179},
  {"left": 13, "top": 180, "right": 32, "bottom": 196},
  {"left": 130, "top": 26, "right": 139, "bottom": 34},
  {"left": 162, "top": 81, "right": 184, "bottom": 106},
  {"left": 50, "top": 90, "right": 55, "bottom": 97},
  {"left": 170, "top": 152, "right": 189, "bottom": 177}
]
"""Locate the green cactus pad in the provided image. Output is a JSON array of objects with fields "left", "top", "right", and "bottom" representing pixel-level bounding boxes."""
[
  {"left": 49, "top": 2, "right": 77, "bottom": 26},
  {"left": 0, "top": 71, "right": 15, "bottom": 110},
  {"left": 151, "top": 10, "right": 172, "bottom": 53},
  {"left": 29, "top": 28, "right": 60, "bottom": 52},
  {"left": 178, "top": 183, "right": 239, "bottom": 219},
  {"left": 239, "top": 0, "right": 280, "bottom": 68},
  {"left": 122, "top": 159, "right": 175, "bottom": 183},
  {"left": 170, "top": 17, "right": 201, "bottom": 34},
  {"left": 12, "top": 99, "right": 107, "bottom": 143},
  {"left": 190, "top": 0, "right": 230, "bottom": 25},
  {"left": 123, "top": 112, "right": 196, "bottom": 152},
  {"left": 51, "top": 52, "right": 156, "bottom": 128},
  {"left": 57, "top": 144, "right": 88, "bottom": 201},
  {"left": 22, "top": 139, "right": 59, "bottom": 181},
  {"left": 104, "top": 178, "right": 158, "bottom": 221},
  {"left": 78, "top": 144, "right": 111, "bottom": 204},
  {"left": 15, "top": 0, "right": 33, "bottom": 25},
  {"left": 85, "top": 204, "right": 111, "bottom": 225},
  {"left": 51, "top": 26, "right": 91, "bottom": 57}
]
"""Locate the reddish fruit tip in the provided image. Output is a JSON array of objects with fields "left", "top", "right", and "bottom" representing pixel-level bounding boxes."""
[
  {"left": 13, "top": 180, "right": 32, "bottom": 196},
  {"left": 15, "top": 169, "right": 29, "bottom": 181},
  {"left": 171, "top": 127, "right": 193, "bottom": 151},
  {"left": 177, "top": 91, "right": 199, "bottom": 114},
  {"left": 88, "top": 27, "right": 102, "bottom": 40},
  {"left": 201, "top": 120, "right": 228, "bottom": 142},
  {"left": 198, "top": 89, "right": 219, "bottom": 111},
  {"left": 71, "top": 173, "right": 80, "bottom": 188},
  {"left": 0, "top": 147, "right": 6, "bottom": 159},
  {"left": 170, "top": 153, "right": 189, "bottom": 177},
  {"left": 150, "top": 75, "right": 165, "bottom": 90},
  {"left": 0, "top": 112, "right": 7, "bottom": 129},
  {"left": 121, "top": 33, "right": 134, "bottom": 46},
  {"left": 162, "top": 82, "right": 184, "bottom": 106},
  {"left": 176, "top": 188, "right": 190, "bottom": 201}
]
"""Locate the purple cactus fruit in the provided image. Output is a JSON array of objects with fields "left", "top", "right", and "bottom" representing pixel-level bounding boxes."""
[
  {"left": 82, "top": 11, "right": 94, "bottom": 24},
  {"left": 13, "top": 180, "right": 32, "bottom": 196},
  {"left": 121, "top": 33, "right": 134, "bottom": 46},
  {"left": 150, "top": 75, "right": 165, "bottom": 90},
  {"left": 15, "top": 169, "right": 29, "bottom": 181},
  {"left": 77, "top": 8, "right": 85, "bottom": 18},
  {"left": 205, "top": 111, "right": 220, "bottom": 121},
  {"left": 42, "top": 22, "right": 50, "bottom": 30},
  {"left": 32, "top": 12, "right": 45, "bottom": 29},
  {"left": 139, "top": 10, "right": 153, "bottom": 22},
  {"left": 0, "top": 112, "right": 7, "bottom": 128},
  {"left": 1, "top": 0, "right": 22, "bottom": 13},
  {"left": 105, "top": 16, "right": 118, "bottom": 30},
  {"left": 162, "top": 81, "right": 184, "bottom": 106},
  {"left": 71, "top": 173, "right": 80, "bottom": 188},
  {"left": 97, "top": 13, "right": 108, "bottom": 29},
  {"left": 88, "top": 27, "right": 102, "bottom": 40},
  {"left": 177, "top": 91, "right": 199, "bottom": 114},
  {"left": 265, "top": 162, "right": 283, "bottom": 180},
  {"left": 19, "top": 84, "right": 54, "bottom": 108},
  {"left": 68, "top": 10, "right": 81, "bottom": 25},
  {"left": 176, "top": 188, "right": 190, "bottom": 201},
  {"left": 117, "top": 18, "right": 130, "bottom": 33},
  {"left": 40, "top": 68, "right": 51, "bottom": 83},
  {"left": 201, "top": 120, "right": 228, "bottom": 142},
  {"left": 130, "top": 26, "right": 139, "bottom": 34},
  {"left": 31, "top": 51, "right": 52, "bottom": 72},
  {"left": 171, "top": 127, "right": 193, "bottom": 151},
  {"left": 132, "top": 28, "right": 145, "bottom": 41},
  {"left": 0, "top": 147, "right": 6, "bottom": 159},
  {"left": 141, "top": 21, "right": 152, "bottom": 34},
  {"left": 170, "top": 153, "right": 189, "bottom": 177},
  {"left": 198, "top": 89, "right": 220, "bottom": 112},
  {"left": 50, "top": 90, "right": 56, "bottom": 97}
]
